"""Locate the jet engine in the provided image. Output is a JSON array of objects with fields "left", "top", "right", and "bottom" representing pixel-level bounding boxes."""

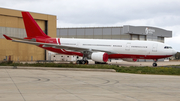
[{"left": 91, "top": 52, "right": 108, "bottom": 62}]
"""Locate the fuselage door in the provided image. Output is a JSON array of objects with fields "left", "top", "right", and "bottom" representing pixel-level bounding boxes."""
[
  {"left": 125, "top": 43, "right": 131, "bottom": 51},
  {"left": 152, "top": 43, "right": 158, "bottom": 52}
]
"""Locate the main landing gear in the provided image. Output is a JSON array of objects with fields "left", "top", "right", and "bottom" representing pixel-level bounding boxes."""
[
  {"left": 76, "top": 51, "right": 90, "bottom": 64},
  {"left": 152, "top": 59, "right": 158, "bottom": 67},
  {"left": 76, "top": 60, "right": 89, "bottom": 64}
]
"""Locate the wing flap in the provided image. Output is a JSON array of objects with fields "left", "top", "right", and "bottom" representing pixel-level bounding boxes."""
[{"left": 12, "top": 40, "right": 41, "bottom": 45}]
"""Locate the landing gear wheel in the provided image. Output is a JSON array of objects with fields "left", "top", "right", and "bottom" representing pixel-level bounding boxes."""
[
  {"left": 82, "top": 60, "right": 85, "bottom": 64},
  {"left": 152, "top": 63, "right": 157, "bottom": 67},
  {"left": 76, "top": 60, "right": 82, "bottom": 64},
  {"left": 76, "top": 60, "right": 79, "bottom": 64},
  {"left": 86, "top": 60, "right": 89, "bottom": 64},
  {"left": 76, "top": 60, "right": 89, "bottom": 64}
]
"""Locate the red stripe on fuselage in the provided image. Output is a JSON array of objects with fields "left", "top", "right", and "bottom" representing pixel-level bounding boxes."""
[
  {"left": 108, "top": 54, "right": 172, "bottom": 59},
  {"left": 39, "top": 46, "right": 83, "bottom": 56},
  {"left": 58, "top": 38, "right": 61, "bottom": 45},
  {"left": 57, "top": 38, "right": 67, "bottom": 53},
  {"left": 37, "top": 38, "right": 82, "bottom": 56}
]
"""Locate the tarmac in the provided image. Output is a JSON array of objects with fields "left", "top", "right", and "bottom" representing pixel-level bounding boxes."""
[
  {"left": 0, "top": 63, "right": 180, "bottom": 101},
  {"left": 108, "top": 61, "right": 180, "bottom": 67}
]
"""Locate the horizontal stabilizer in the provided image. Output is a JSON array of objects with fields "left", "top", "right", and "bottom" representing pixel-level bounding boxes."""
[{"left": 3, "top": 34, "right": 12, "bottom": 40}]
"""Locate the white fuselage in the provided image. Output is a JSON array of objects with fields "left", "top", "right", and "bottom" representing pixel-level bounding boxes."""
[{"left": 59, "top": 38, "right": 176, "bottom": 57}]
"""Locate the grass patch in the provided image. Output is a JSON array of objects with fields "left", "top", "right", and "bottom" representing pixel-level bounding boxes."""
[
  {"left": 0, "top": 62, "right": 180, "bottom": 75},
  {"left": 115, "top": 66, "right": 180, "bottom": 75}
]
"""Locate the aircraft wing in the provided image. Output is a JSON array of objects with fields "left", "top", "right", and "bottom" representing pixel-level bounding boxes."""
[{"left": 3, "top": 35, "right": 116, "bottom": 54}]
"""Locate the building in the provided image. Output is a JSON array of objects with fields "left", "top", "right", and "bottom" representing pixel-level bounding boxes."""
[
  {"left": 51, "top": 54, "right": 78, "bottom": 62},
  {"left": 0, "top": 8, "right": 56, "bottom": 62},
  {"left": 56, "top": 26, "right": 172, "bottom": 62},
  {"left": 57, "top": 25, "right": 172, "bottom": 42}
]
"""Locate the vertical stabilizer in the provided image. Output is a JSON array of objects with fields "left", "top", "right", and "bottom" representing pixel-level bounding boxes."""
[{"left": 22, "top": 12, "right": 50, "bottom": 38}]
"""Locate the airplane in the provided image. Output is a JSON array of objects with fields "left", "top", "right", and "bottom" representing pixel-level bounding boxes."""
[{"left": 3, "top": 12, "right": 177, "bottom": 67}]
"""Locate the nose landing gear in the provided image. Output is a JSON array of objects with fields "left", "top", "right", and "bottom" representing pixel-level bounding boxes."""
[
  {"left": 152, "top": 59, "right": 158, "bottom": 67},
  {"left": 152, "top": 63, "right": 157, "bottom": 67}
]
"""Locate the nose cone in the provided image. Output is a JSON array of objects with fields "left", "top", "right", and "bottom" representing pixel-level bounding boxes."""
[{"left": 172, "top": 49, "right": 177, "bottom": 55}]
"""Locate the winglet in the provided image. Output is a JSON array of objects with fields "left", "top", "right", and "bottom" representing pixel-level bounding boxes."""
[{"left": 3, "top": 34, "right": 12, "bottom": 40}]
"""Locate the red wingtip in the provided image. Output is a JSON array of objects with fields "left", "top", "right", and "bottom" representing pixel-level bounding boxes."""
[{"left": 3, "top": 34, "right": 12, "bottom": 40}]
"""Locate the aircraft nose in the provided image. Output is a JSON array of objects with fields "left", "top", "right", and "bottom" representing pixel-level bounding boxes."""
[{"left": 172, "top": 49, "right": 177, "bottom": 55}]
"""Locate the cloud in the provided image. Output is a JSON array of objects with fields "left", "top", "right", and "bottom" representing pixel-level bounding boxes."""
[
  {"left": 0, "top": 0, "right": 180, "bottom": 50},
  {"left": 54, "top": 0, "right": 180, "bottom": 24},
  {"left": 2, "top": 0, "right": 180, "bottom": 25}
]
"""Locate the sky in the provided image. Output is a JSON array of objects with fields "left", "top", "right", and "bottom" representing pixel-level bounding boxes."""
[{"left": 1, "top": 0, "right": 180, "bottom": 51}]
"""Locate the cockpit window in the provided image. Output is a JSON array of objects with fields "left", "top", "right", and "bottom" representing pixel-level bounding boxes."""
[{"left": 164, "top": 46, "right": 172, "bottom": 49}]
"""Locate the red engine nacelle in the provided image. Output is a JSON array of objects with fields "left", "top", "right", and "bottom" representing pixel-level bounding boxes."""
[{"left": 91, "top": 52, "right": 108, "bottom": 62}]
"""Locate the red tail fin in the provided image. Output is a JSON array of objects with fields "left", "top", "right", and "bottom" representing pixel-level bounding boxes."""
[{"left": 22, "top": 12, "right": 50, "bottom": 38}]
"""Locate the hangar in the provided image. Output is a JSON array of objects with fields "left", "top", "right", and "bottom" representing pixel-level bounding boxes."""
[
  {"left": 0, "top": 8, "right": 56, "bottom": 62},
  {"left": 57, "top": 26, "right": 172, "bottom": 42}
]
